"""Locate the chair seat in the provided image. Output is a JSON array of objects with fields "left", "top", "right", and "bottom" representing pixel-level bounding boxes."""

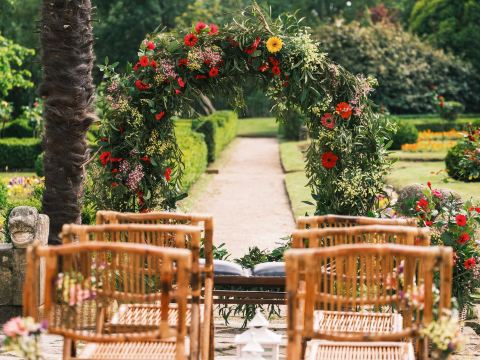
[
  {"left": 305, "top": 341, "right": 414, "bottom": 360},
  {"left": 78, "top": 341, "right": 177, "bottom": 360},
  {"left": 314, "top": 311, "right": 403, "bottom": 335}
]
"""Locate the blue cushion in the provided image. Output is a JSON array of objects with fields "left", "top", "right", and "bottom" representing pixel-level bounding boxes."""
[{"left": 252, "top": 262, "right": 285, "bottom": 276}]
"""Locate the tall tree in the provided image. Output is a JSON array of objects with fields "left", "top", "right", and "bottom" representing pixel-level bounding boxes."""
[{"left": 40, "top": 0, "right": 95, "bottom": 244}]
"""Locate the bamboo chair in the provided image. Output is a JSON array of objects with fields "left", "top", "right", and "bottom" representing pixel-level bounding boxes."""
[
  {"left": 60, "top": 223, "right": 203, "bottom": 360},
  {"left": 23, "top": 241, "right": 191, "bottom": 360},
  {"left": 95, "top": 211, "right": 214, "bottom": 360},
  {"left": 296, "top": 214, "right": 417, "bottom": 230},
  {"left": 285, "top": 244, "right": 453, "bottom": 360}
]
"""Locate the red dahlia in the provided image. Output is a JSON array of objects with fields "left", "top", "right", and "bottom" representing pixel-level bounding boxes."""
[
  {"left": 458, "top": 233, "right": 470, "bottom": 245},
  {"left": 321, "top": 152, "right": 338, "bottom": 169},
  {"left": 140, "top": 56, "right": 150, "bottom": 67},
  {"left": 456, "top": 214, "right": 467, "bottom": 227},
  {"left": 209, "top": 67, "right": 219, "bottom": 77},
  {"left": 464, "top": 257, "right": 476, "bottom": 270},
  {"left": 184, "top": 33, "right": 198, "bottom": 47},
  {"left": 336, "top": 102, "right": 353, "bottom": 119},
  {"left": 208, "top": 23, "right": 218, "bottom": 35},
  {"left": 99, "top": 151, "right": 111, "bottom": 166},
  {"left": 321, "top": 113, "right": 335, "bottom": 129}
]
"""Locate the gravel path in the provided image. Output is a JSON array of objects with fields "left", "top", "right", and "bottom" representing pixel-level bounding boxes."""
[{"left": 192, "top": 137, "right": 295, "bottom": 257}]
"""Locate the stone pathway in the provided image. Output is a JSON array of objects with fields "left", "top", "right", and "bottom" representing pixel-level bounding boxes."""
[{"left": 192, "top": 137, "right": 295, "bottom": 257}]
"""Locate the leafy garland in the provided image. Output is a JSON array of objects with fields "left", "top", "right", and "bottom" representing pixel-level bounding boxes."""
[{"left": 97, "top": 4, "right": 393, "bottom": 214}]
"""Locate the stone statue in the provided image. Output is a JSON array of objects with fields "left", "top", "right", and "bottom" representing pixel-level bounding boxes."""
[{"left": 8, "top": 206, "right": 49, "bottom": 248}]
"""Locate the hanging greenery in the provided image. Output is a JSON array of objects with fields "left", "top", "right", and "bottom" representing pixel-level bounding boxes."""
[{"left": 97, "top": 3, "right": 393, "bottom": 215}]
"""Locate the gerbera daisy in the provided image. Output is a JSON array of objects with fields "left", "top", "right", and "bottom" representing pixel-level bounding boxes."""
[
  {"left": 321, "top": 152, "right": 338, "bottom": 169},
  {"left": 266, "top": 36, "right": 283, "bottom": 53},
  {"left": 209, "top": 67, "right": 219, "bottom": 77},
  {"left": 321, "top": 113, "right": 335, "bottom": 129},
  {"left": 139, "top": 56, "right": 149, "bottom": 67},
  {"left": 184, "top": 33, "right": 198, "bottom": 47},
  {"left": 336, "top": 102, "right": 353, "bottom": 119}
]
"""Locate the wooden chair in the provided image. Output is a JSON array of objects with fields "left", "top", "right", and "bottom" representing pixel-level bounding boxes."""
[
  {"left": 296, "top": 214, "right": 417, "bottom": 230},
  {"left": 285, "top": 244, "right": 453, "bottom": 360},
  {"left": 95, "top": 211, "right": 214, "bottom": 360},
  {"left": 60, "top": 223, "right": 203, "bottom": 360},
  {"left": 23, "top": 241, "right": 192, "bottom": 360}
]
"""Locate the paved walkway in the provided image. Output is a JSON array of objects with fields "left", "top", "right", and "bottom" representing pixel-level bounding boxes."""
[{"left": 192, "top": 137, "right": 295, "bottom": 257}]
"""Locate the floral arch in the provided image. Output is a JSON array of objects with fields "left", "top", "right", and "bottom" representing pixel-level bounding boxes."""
[{"left": 96, "top": 5, "right": 392, "bottom": 215}]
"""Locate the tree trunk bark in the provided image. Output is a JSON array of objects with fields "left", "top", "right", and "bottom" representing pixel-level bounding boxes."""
[{"left": 39, "top": 0, "right": 96, "bottom": 244}]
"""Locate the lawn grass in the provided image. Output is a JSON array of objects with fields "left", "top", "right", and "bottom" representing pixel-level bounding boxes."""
[
  {"left": 279, "top": 140, "right": 308, "bottom": 173},
  {"left": 388, "top": 151, "right": 447, "bottom": 162},
  {"left": 285, "top": 171, "right": 315, "bottom": 217},
  {"left": 393, "top": 114, "right": 480, "bottom": 123},
  {"left": 386, "top": 161, "right": 480, "bottom": 201},
  {"left": 237, "top": 117, "right": 278, "bottom": 137}
]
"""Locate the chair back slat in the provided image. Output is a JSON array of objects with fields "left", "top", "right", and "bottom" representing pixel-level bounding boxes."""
[
  {"left": 296, "top": 215, "right": 417, "bottom": 229},
  {"left": 285, "top": 244, "right": 453, "bottom": 359}
]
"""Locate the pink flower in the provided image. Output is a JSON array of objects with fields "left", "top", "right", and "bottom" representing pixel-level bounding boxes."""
[
  {"left": 321, "top": 113, "right": 335, "bottom": 129},
  {"left": 3, "top": 317, "right": 28, "bottom": 337},
  {"left": 208, "top": 23, "right": 218, "bottom": 35},
  {"left": 177, "top": 77, "right": 185, "bottom": 88},
  {"left": 195, "top": 21, "right": 207, "bottom": 33}
]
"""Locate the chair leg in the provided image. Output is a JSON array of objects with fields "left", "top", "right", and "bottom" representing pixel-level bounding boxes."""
[
  {"left": 63, "top": 338, "right": 73, "bottom": 360},
  {"left": 209, "top": 306, "right": 214, "bottom": 360}
]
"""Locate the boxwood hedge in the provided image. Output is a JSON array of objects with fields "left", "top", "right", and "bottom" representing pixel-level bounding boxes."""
[{"left": 0, "top": 138, "right": 42, "bottom": 169}]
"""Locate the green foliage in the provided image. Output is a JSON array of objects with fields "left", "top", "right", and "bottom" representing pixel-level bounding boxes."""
[
  {"left": 0, "top": 182, "right": 7, "bottom": 212},
  {"left": 0, "top": 138, "right": 41, "bottom": 169},
  {"left": 390, "top": 120, "right": 418, "bottom": 150},
  {"left": 176, "top": 124, "right": 208, "bottom": 190},
  {"left": 0, "top": 32, "right": 34, "bottom": 97},
  {"left": 410, "top": 0, "right": 480, "bottom": 73},
  {"left": 315, "top": 21, "right": 480, "bottom": 113},
  {"left": 192, "top": 111, "right": 238, "bottom": 162},
  {"left": 439, "top": 101, "right": 465, "bottom": 121},
  {"left": 278, "top": 107, "right": 306, "bottom": 140},
  {"left": 35, "top": 152, "right": 44, "bottom": 177},
  {"left": 2, "top": 119, "right": 33, "bottom": 138},
  {"left": 445, "top": 128, "right": 480, "bottom": 182}
]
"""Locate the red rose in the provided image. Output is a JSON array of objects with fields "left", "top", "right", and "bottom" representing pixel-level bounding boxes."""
[
  {"left": 178, "top": 58, "right": 188, "bottom": 67},
  {"left": 146, "top": 41, "right": 155, "bottom": 50},
  {"left": 195, "top": 74, "right": 207, "bottom": 80},
  {"left": 268, "top": 56, "right": 280, "bottom": 66},
  {"left": 150, "top": 60, "right": 157, "bottom": 68},
  {"left": 457, "top": 233, "right": 470, "bottom": 245},
  {"left": 271, "top": 66, "right": 281, "bottom": 76},
  {"left": 336, "top": 102, "right": 353, "bottom": 119},
  {"left": 164, "top": 167, "right": 172, "bottom": 181},
  {"left": 416, "top": 198, "right": 429, "bottom": 212},
  {"left": 258, "top": 63, "right": 269, "bottom": 72},
  {"left": 184, "top": 33, "right": 198, "bottom": 47},
  {"left": 140, "top": 56, "right": 150, "bottom": 67},
  {"left": 321, "top": 152, "right": 338, "bottom": 169},
  {"left": 195, "top": 21, "right": 207, "bottom": 33},
  {"left": 99, "top": 151, "right": 111, "bottom": 166},
  {"left": 177, "top": 77, "right": 185, "bottom": 88},
  {"left": 321, "top": 113, "right": 335, "bottom": 129},
  {"left": 464, "top": 257, "right": 476, "bottom": 270},
  {"left": 155, "top": 111, "right": 165, "bottom": 121},
  {"left": 208, "top": 23, "right": 218, "bottom": 35},
  {"left": 456, "top": 214, "right": 467, "bottom": 227},
  {"left": 209, "top": 67, "right": 219, "bottom": 77}
]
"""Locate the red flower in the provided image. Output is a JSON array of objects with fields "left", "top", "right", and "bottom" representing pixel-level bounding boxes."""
[
  {"left": 155, "top": 111, "right": 165, "bottom": 121},
  {"left": 425, "top": 220, "right": 433, "bottom": 227},
  {"left": 137, "top": 191, "right": 145, "bottom": 207},
  {"left": 140, "top": 56, "right": 150, "bottom": 67},
  {"left": 110, "top": 157, "right": 122, "bottom": 163},
  {"left": 268, "top": 56, "right": 280, "bottom": 66},
  {"left": 99, "top": 151, "right": 111, "bottom": 166},
  {"left": 336, "top": 102, "right": 353, "bottom": 119},
  {"left": 111, "top": 182, "right": 119, "bottom": 188},
  {"left": 271, "top": 66, "right": 281, "bottom": 76},
  {"left": 321, "top": 152, "right": 338, "bottom": 169},
  {"left": 456, "top": 214, "right": 467, "bottom": 227},
  {"left": 208, "top": 23, "right": 218, "bottom": 35},
  {"left": 150, "top": 60, "right": 157, "bottom": 68},
  {"left": 184, "top": 33, "right": 198, "bottom": 47},
  {"left": 140, "top": 208, "right": 151, "bottom": 213},
  {"left": 457, "top": 233, "right": 470, "bottom": 245},
  {"left": 244, "top": 37, "right": 261, "bottom": 55},
  {"left": 177, "top": 77, "right": 185, "bottom": 88},
  {"left": 175, "top": 89, "right": 182, "bottom": 95},
  {"left": 464, "top": 257, "right": 476, "bottom": 270},
  {"left": 178, "top": 58, "right": 188, "bottom": 67},
  {"left": 135, "top": 79, "right": 150, "bottom": 91},
  {"left": 164, "top": 167, "right": 172, "bottom": 181},
  {"left": 195, "top": 21, "right": 207, "bottom": 33},
  {"left": 258, "top": 63, "right": 269, "bottom": 72},
  {"left": 427, "top": 181, "right": 432, "bottom": 189},
  {"left": 321, "top": 113, "right": 335, "bottom": 129},
  {"left": 145, "top": 41, "right": 155, "bottom": 50},
  {"left": 133, "top": 62, "right": 141, "bottom": 71},
  {"left": 209, "top": 67, "right": 219, "bottom": 77},
  {"left": 140, "top": 155, "right": 151, "bottom": 163},
  {"left": 416, "top": 198, "right": 429, "bottom": 212},
  {"left": 195, "top": 74, "right": 207, "bottom": 80},
  {"left": 111, "top": 168, "right": 119, "bottom": 174},
  {"left": 100, "top": 137, "right": 108, "bottom": 143}
]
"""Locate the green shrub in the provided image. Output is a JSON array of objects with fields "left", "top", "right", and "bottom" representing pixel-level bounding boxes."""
[
  {"left": 192, "top": 111, "right": 237, "bottom": 162},
  {"left": 176, "top": 126, "right": 208, "bottom": 191},
  {"left": 2, "top": 119, "right": 34, "bottom": 138},
  {"left": 390, "top": 121, "right": 418, "bottom": 150},
  {"left": 0, "top": 138, "right": 42, "bottom": 169},
  {"left": 446, "top": 128, "right": 480, "bottom": 182},
  {"left": 445, "top": 143, "right": 464, "bottom": 180},
  {"left": 439, "top": 101, "right": 465, "bottom": 121},
  {"left": 35, "top": 152, "right": 44, "bottom": 177},
  {"left": 0, "top": 183, "right": 7, "bottom": 212},
  {"left": 315, "top": 21, "right": 480, "bottom": 113},
  {"left": 278, "top": 107, "right": 306, "bottom": 140}
]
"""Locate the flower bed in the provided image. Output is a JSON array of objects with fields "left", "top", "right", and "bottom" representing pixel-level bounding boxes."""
[{"left": 401, "top": 140, "right": 457, "bottom": 152}]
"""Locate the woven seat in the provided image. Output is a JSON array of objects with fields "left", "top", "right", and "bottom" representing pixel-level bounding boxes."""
[
  {"left": 305, "top": 341, "right": 414, "bottom": 360},
  {"left": 79, "top": 341, "right": 178, "bottom": 360},
  {"left": 314, "top": 311, "right": 402, "bottom": 335}
]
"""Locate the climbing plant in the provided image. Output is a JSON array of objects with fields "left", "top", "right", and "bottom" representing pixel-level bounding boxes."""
[{"left": 97, "top": 4, "right": 393, "bottom": 215}]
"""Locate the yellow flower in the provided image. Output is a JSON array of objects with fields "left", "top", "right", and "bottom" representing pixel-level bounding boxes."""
[{"left": 266, "top": 36, "right": 283, "bottom": 53}]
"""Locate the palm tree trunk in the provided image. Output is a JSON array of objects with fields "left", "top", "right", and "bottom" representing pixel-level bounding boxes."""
[{"left": 39, "top": 0, "right": 95, "bottom": 245}]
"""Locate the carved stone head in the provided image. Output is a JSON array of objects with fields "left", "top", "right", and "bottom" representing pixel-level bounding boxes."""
[{"left": 8, "top": 206, "right": 40, "bottom": 248}]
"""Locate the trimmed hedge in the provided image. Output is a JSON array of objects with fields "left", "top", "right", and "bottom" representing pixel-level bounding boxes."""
[
  {"left": 175, "top": 125, "right": 208, "bottom": 191},
  {"left": 390, "top": 121, "right": 418, "bottom": 150},
  {"left": 2, "top": 119, "right": 34, "bottom": 138},
  {"left": 192, "top": 111, "right": 237, "bottom": 162},
  {"left": 0, "top": 138, "right": 42, "bottom": 169}
]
